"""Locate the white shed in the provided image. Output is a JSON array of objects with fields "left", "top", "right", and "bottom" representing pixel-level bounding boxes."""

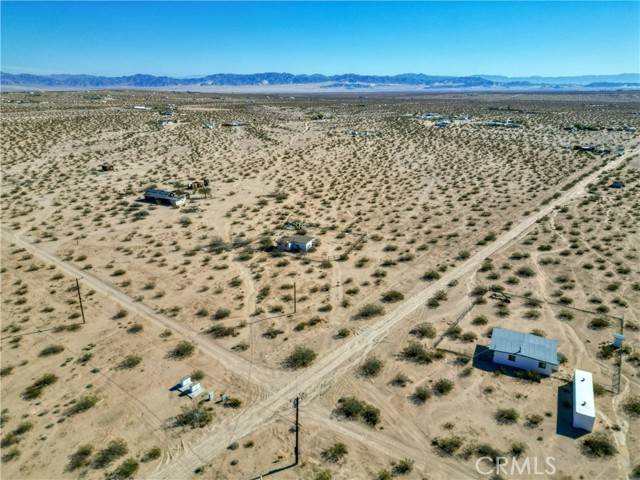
[
  {"left": 572, "top": 369, "right": 595, "bottom": 432},
  {"left": 277, "top": 235, "right": 316, "bottom": 253}
]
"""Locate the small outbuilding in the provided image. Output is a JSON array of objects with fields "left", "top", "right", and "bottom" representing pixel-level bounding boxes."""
[
  {"left": 99, "top": 163, "right": 114, "bottom": 172},
  {"left": 572, "top": 369, "right": 595, "bottom": 432},
  {"left": 489, "top": 327, "right": 558, "bottom": 376},
  {"left": 609, "top": 181, "right": 625, "bottom": 189},
  {"left": 277, "top": 235, "right": 316, "bottom": 253},
  {"left": 144, "top": 188, "right": 187, "bottom": 207}
]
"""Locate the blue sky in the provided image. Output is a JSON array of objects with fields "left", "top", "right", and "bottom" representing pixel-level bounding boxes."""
[{"left": 1, "top": 1, "right": 638, "bottom": 77}]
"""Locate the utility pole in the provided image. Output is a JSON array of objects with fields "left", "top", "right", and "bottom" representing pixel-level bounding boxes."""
[
  {"left": 293, "top": 282, "right": 297, "bottom": 314},
  {"left": 293, "top": 396, "right": 300, "bottom": 465},
  {"left": 76, "top": 278, "right": 86, "bottom": 324}
]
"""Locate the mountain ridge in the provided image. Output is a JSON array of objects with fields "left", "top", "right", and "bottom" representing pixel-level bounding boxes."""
[{"left": 1, "top": 72, "right": 639, "bottom": 90}]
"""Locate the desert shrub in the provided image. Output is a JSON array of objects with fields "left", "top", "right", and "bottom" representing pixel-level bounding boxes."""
[
  {"left": 119, "top": 355, "right": 142, "bottom": 369},
  {"left": 0, "top": 366, "right": 14, "bottom": 377},
  {"left": 335, "top": 396, "right": 380, "bottom": 426},
  {"left": 593, "top": 383, "right": 607, "bottom": 397},
  {"left": 432, "top": 436, "right": 463, "bottom": 455},
  {"left": 321, "top": 442, "right": 348, "bottom": 463},
  {"left": 106, "top": 458, "right": 138, "bottom": 480},
  {"left": 2, "top": 448, "right": 20, "bottom": 462},
  {"left": 495, "top": 408, "right": 519, "bottom": 424},
  {"left": 516, "top": 266, "right": 535, "bottom": 277},
  {"left": 174, "top": 405, "right": 212, "bottom": 429},
  {"left": 476, "top": 443, "right": 502, "bottom": 463},
  {"left": 67, "top": 444, "right": 93, "bottom": 471},
  {"left": 433, "top": 379, "right": 454, "bottom": 395},
  {"left": 359, "top": 357, "right": 383, "bottom": 377},
  {"left": 224, "top": 397, "right": 242, "bottom": 409},
  {"left": 376, "top": 469, "right": 392, "bottom": 480},
  {"left": 427, "top": 289, "right": 448, "bottom": 308},
  {"left": 315, "top": 470, "right": 332, "bottom": 480},
  {"left": 141, "top": 447, "right": 161, "bottom": 462},
  {"left": 355, "top": 303, "right": 384, "bottom": 319},
  {"left": 410, "top": 322, "right": 435, "bottom": 339},
  {"left": 262, "top": 327, "right": 284, "bottom": 339},
  {"left": 510, "top": 441, "right": 527, "bottom": 457},
  {"left": 39, "top": 344, "right": 64, "bottom": 357},
  {"left": 392, "top": 458, "right": 414, "bottom": 475},
  {"left": 126, "top": 323, "right": 143, "bottom": 334},
  {"left": 581, "top": 433, "right": 617, "bottom": 457},
  {"left": 422, "top": 270, "right": 441, "bottom": 281},
  {"left": 461, "top": 332, "right": 477, "bottom": 342},
  {"left": 335, "top": 328, "right": 350, "bottom": 338},
  {"left": 213, "top": 308, "right": 231, "bottom": 320},
  {"left": 361, "top": 404, "right": 381, "bottom": 426},
  {"left": 23, "top": 373, "right": 58, "bottom": 400},
  {"left": 401, "top": 342, "right": 435, "bottom": 364},
  {"left": 390, "top": 372, "right": 410, "bottom": 387},
  {"left": 169, "top": 341, "right": 194, "bottom": 359},
  {"left": 190, "top": 370, "right": 205, "bottom": 381},
  {"left": 412, "top": 386, "right": 431, "bottom": 404},
  {"left": 381, "top": 290, "right": 404, "bottom": 303},
  {"left": 589, "top": 316, "right": 610, "bottom": 330},
  {"left": 525, "top": 414, "right": 543, "bottom": 428},
  {"left": 112, "top": 309, "right": 128, "bottom": 320},
  {"left": 92, "top": 439, "right": 128, "bottom": 469},
  {"left": 208, "top": 324, "right": 237, "bottom": 338},
  {"left": 472, "top": 315, "right": 488, "bottom": 326},
  {"left": 623, "top": 396, "right": 640, "bottom": 417},
  {"left": 285, "top": 346, "right": 317, "bottom": 369},
  {"left": 66, "top": 395, "right": 99, "bottom": 416}
]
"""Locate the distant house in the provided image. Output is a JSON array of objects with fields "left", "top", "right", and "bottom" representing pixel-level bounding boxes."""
[
  {"left": 572, "top": 369, "right": 595, "bottom": 432},
  {"left": 277, "top": 235, "right": 315, "bottom": 253},
  {"left": 143, "top": 188, "right": 187, "bottom": 207},
  {"left": 223, "top": 120, "right": 246, "bottom": 127},
  {"left": 489, "top": 327, "right": 558, "bottom": 376}
]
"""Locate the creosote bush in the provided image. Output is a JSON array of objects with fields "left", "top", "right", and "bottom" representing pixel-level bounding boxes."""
[
  {"left": 174, "top": 405, "right": 213, "bottom": 429},
  {"left": 581, "top": 433, "right": 617, "bottom": 457},
  {"left": 285, "top": 346, "right": 317, "bottom": 369},
  {"left": 321, "top": 442, "right": 348, "bottom": 463},
  {"left": 335, "top": 396, "right": 380, "bottom": 426}
]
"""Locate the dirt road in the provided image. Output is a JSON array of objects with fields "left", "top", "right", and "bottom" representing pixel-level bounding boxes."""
[
  {"left": 145, "top": 149, "right": 636, "bottom": 478},
  {"left": 0, "top": 228, "right": 282, "bottom": 393},
  {"left": 4, "top": 148, "right": 636, "bottom": 478}
]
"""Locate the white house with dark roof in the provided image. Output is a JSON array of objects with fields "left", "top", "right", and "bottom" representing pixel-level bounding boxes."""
[{"left": 489, "top": 327, "right": 558, "bottom": 376}]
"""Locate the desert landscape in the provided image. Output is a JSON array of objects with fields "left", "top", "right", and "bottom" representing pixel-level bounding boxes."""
[{"left": 1, "top": 90, "right": 639, "bottom": 480}]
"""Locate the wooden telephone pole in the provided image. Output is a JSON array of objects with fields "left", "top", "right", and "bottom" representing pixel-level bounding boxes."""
[
  {"left": 76, "top": 278, "right": 86, "bottom": 324},
  {"left": 293, "top": 282, "right": 297, "bottom": 314},
  {"left": 293, "top": 396, "right": 300, "bottom": 466}
]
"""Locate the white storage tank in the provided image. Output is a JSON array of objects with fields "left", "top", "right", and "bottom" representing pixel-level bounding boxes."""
[{"left": 572, "top": 369, "right": 596, "bottom": 432}]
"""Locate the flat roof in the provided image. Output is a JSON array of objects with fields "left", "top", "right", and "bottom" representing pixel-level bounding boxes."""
[
  {"left": 490, "top": 327, "right": 558, "bottom": 365},
  {"left": 573, "top": 369, "right": 595, "bottom": 417},
  {"left": 280, "top": 235, "right": 314, "bottom": 244}
]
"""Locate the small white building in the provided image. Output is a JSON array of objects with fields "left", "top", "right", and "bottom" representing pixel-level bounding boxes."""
[
  {"left": 277, "top": 235, "right": 315, "bottom": 253},
  {"left": 489, "top": 327, "right": 558, "bottom": 376},
  {"left": 572, "top": 369, "right": 596, "bottom": 432}
]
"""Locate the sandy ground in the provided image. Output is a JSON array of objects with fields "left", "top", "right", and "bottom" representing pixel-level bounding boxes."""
[{"left": 1, "top": 91, "right": 638, "bottom": 480}]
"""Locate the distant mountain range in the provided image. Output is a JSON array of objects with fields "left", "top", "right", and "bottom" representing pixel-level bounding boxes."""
[{"left": 1, "top": 72, "right": 639, "bottom": 91}]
